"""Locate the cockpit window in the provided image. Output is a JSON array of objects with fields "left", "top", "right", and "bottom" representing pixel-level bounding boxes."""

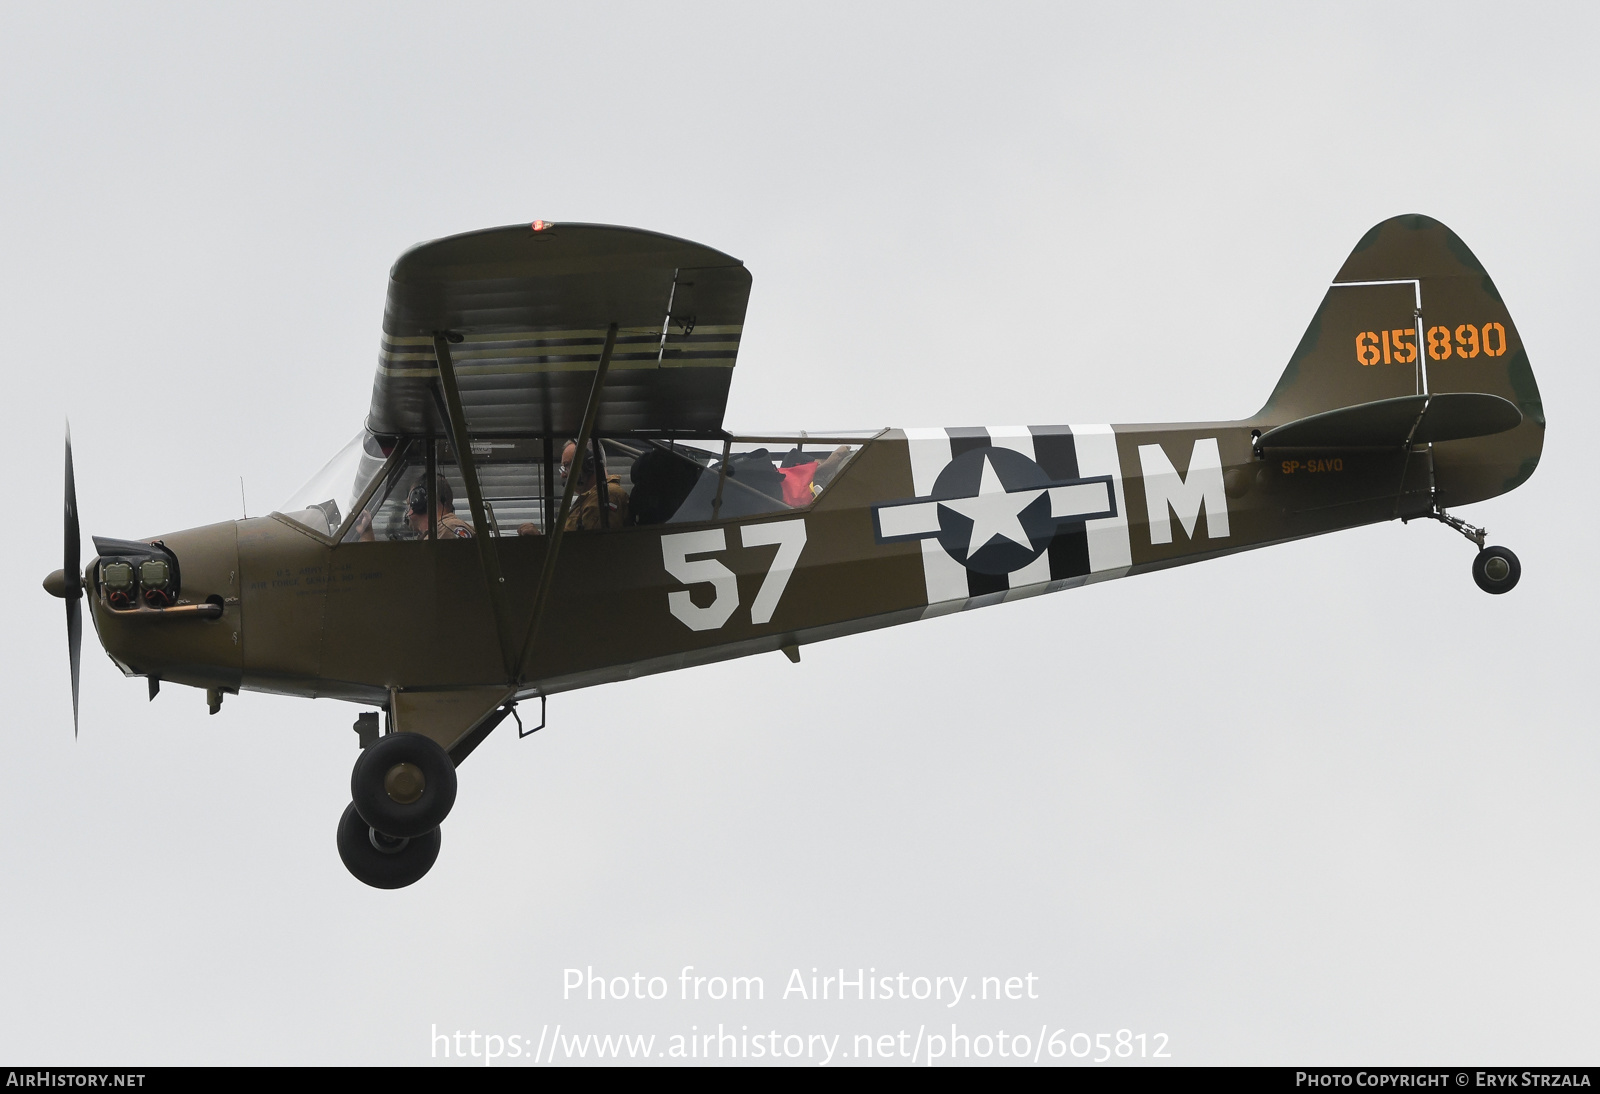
[
  {"left": 339, "top": 438, "right": 553, "bottom": 542},
  {"left": 619, "top": 435, "right": 869, "bottom": 524},
  {"left": 289, "top": 430, "right": 875, "bottom": 543},
  {"left": 617, "top": 440, "right": 718, "bottom": 524},
  {"left": 278, "top": 432, "right": 394, "bottom": 537}
]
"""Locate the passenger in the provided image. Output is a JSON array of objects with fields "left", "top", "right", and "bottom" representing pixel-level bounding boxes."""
[
  {"left": 352, "top": 475, "right": 473, "bottom": 540},
  {"left": 561, "top": 440, "right": 629, "bottom": 530}
]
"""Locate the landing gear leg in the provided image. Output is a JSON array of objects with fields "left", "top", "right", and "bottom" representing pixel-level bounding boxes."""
[
  {"left": 1427, "top": 507, "right": 1521, "bottom": 595},
  {"left": 336, "top": 802, "right": 441, "bottom": 889}
]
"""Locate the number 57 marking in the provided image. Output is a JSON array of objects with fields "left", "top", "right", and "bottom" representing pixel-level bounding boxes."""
[{"left": 660, "top": 519, "right": 808, "bottom": 632}]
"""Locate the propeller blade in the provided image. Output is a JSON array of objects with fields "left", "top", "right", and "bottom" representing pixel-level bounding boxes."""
[
  {"left": 65, "top": 423, "right": 83, "bottom": 737},
  {"left": 68, "top": 597, "right": 81, "bottom": 737},
  {"left": 65, "top": 423, "right": 80, "bottom": 596}
]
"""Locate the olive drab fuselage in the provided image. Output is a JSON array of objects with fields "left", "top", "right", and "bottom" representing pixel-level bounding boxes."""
[{"left": 81, "top": 214, "right": 1545, "bottom": 757}]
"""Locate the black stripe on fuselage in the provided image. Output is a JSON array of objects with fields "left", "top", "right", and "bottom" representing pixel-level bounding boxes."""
[
  {"left": 944, "top": 427, "right": 1008, "bottom": 597},
  {"left": 1029, "top": 425, "right": 1092, "bottom": 583}
]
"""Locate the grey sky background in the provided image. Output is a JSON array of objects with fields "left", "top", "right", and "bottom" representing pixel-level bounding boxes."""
[{"left": 1, "top": 2, "right": 1595, "bottom": 1065}]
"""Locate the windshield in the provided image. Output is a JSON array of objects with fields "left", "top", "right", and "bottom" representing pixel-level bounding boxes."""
[{"left": 278, "top": 432, "right": 394, "bottom": 536}]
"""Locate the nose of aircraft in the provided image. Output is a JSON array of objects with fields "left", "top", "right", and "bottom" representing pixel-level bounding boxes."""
[{"left": 85, "top": 520, "right": 244, "bottom": 697}]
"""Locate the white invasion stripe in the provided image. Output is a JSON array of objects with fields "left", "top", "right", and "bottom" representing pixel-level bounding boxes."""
[
  {"left": 1048, "top": 481, "right": 1113, "bottom": 520},
  {"left": 919, "top": 529, "right": 970, "bottom": 605},
  {"left": 877, "top": 499, "right": 941, "bottom": 539},
  {"left": 983, "top": 426, "right": 1052, "bottom": 590},
  {"left": 1069, "top": 424, "right": 1133, "bottom": 574},
  {"left": 903, "top": 428, "right": 968, "bottom": 605},
  {"left": 984, "top": 426, "right": 1035, "bottom": 459},
  {"left": 904, "top": 427, "right": 952, "bottom": 495},
  {"left": 1007, "top": 548, "right": 1052, "bottom": 590}
]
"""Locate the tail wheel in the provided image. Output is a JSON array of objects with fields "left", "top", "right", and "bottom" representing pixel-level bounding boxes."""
[
  {"left": 336, "top": 802, "right": 441, "bottom": 889},
  {"left": 1472, "top": 545, "right": 1521, "bottom": 595},
  {"left": 351, "top": 731, "right": 457, "bottom": 838}
]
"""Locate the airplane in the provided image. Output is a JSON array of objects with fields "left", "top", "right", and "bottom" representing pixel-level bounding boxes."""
[{"left": 43, "top": 214, "right": 1543, "bottom": 888}]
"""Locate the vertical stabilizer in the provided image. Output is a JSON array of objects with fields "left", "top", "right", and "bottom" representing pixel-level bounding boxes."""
[{"left": 1257, "top": 215, "right": 1543, "bottom": 506}]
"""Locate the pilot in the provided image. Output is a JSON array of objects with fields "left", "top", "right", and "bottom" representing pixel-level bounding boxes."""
[
  {"left": 411, "top": 476, "right": 475, "bottom": 539},
  {"left": 352, "top": 475, "right": 474, "bottom": 540},
  {"left": 561, "top": 439, "right": 629, "bottom": 530}
]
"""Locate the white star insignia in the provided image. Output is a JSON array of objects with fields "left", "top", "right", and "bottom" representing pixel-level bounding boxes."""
[{"left": 938, "top": 455, "right": 1044, "bottom": 554}]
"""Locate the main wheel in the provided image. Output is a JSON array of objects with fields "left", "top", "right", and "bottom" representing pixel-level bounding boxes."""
[
  {"left": 1472, "top": 545, "right": 1521, "bottom": 594},
  {"left": 351, "top": 731, "right": 457, "bottom": 838},
  {"left": 336, "top": 802, "right": 441, "bottom": 889}
]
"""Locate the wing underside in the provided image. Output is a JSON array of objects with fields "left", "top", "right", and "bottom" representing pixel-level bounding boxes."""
[{"left": 366, "top": 223, "right": 752, "bottom": 438}]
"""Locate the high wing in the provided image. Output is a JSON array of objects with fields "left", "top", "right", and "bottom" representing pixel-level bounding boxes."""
[{"left": 366, "top": 222, "right": 752, "bottom": 438}]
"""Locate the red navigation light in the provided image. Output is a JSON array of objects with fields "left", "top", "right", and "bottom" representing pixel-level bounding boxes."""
[{"left": 531, "top": 220, "right": 549, "bottom": 232}]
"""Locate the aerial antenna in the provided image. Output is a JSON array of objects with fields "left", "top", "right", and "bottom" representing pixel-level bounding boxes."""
[{"left": 240, "top": 477, "right": 248, "bottom": 519}]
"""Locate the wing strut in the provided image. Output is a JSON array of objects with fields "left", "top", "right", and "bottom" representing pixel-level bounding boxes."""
[
  {"left": 515, "top": 323, "right": 619, "bottom": 682},
  {"left": 433, "top": 333, "right": 519, "bottom": 680}
]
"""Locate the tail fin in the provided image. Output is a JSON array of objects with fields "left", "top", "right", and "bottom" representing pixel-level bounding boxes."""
[{"left": 1258, "top": 214, "right": 1544, "bottom": 505}]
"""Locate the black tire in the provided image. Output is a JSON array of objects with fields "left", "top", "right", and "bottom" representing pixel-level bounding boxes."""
[
  {"left": 336, "top": 802, "right": 441, "bottom": 889},
  {"left": 351, "top": 732, "right": 457, "bottom": 839},
  {"left": 1472, "top": 545, "right": 1521, "bottom": 594}
]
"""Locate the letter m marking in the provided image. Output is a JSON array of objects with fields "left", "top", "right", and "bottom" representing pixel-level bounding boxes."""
[{"left": 1138, "top": 438, "right": 1230, "bottom": 545}]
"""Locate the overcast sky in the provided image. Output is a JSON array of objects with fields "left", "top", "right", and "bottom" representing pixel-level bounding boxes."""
[{"left": 2, "top": 1, "right": 1596, "bottom": 1066}]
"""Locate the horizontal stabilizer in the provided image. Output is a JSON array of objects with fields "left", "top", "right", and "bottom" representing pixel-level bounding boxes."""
[{"left": 1258, "top": 393, "right": 1522, "bottom": 450}]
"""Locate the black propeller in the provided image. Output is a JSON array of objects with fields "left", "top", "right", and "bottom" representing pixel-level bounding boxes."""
[{"left": 64, "top": 424, "right": 82, "bottom": 736}]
